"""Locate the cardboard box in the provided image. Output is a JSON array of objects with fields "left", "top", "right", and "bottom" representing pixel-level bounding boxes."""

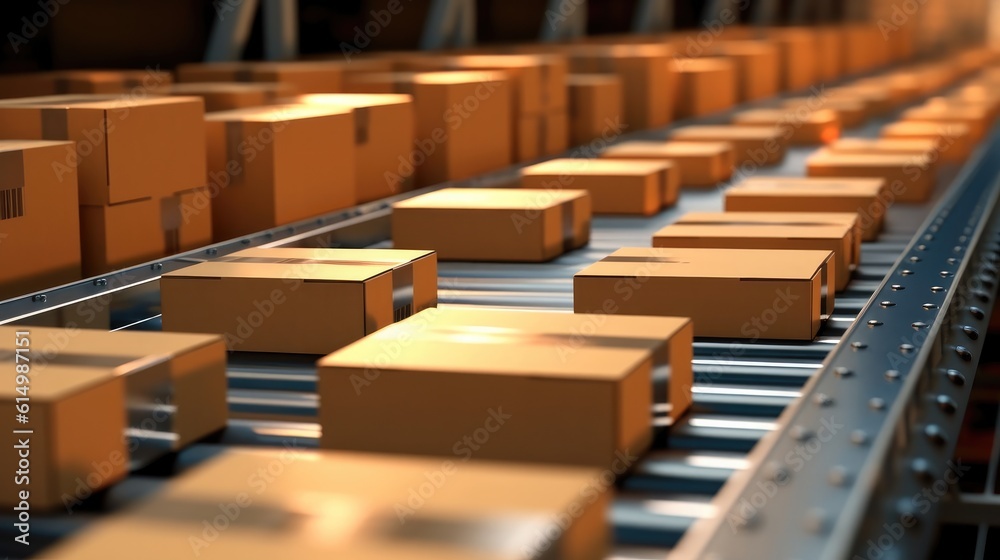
[
  {"left": 814, "top": 27, "right": 845, "bottom": 82},
  {"left": 399, "top": 54, "right": 547, "bottom": 115},
  {"left": 807, "top": 150, "right": 936, "bottom": 203},
  {"left": 732, "top": 108, "right": 841, "bottom": 145},
  {"left": 520, "top": 158, "right": 678, "bottom": 215},
  {"left": 176, "top": 61, "right": 345, "bottom": 94},
  {"left": 880, "top": 121, "right": 973, "bottom": 164},
  {"left": 601, "top": 141, "right": 734, "bottom": 187},
  {"left": 673, "top": 57, "right": 737, "bottom": 118},
  {"left": 224, "top": 247, "right": 438, "bottom": 319},
  {"left": 281, "top": 93, "right": 417, "bottom": 201},
  {"left": 44, "top": 448, "right": 609, "bottom": 559},
  {"left": 574, "top": 247, "right": 834, "bottom": 340},
  {"left": 705, "top": 40, "right": 779, "bottom": 102},
  {"left": 825, "top": 85, "right": 894, "bottom": 117},
  {"left": 900, "top": 105, "right": 989, "bottom": 142},
  {"left": 784, "top": 97, "right": 866, "bottom": 129},
  {"left": 0, "top": 140, "right": 81, "bottom": 301},
  {"left": 768, "top": 28, "right": 816, "bottom": 91},
  {"left": 392, "top": 188, "right": 591, "bottom": 262},
  {"left": 724, "top": 177, "right": 887, "bottom": 241},
  {"left": 543, "top": 110, "right": 569, "bottom": 155},
  {"left": 668, "top": 125, "right": 786, "bottom": 166},
  {"left": 0, "top": 95, "right": 207, "bottom": 206},
  {"left": 652, "top": 212, "right": 859, "bottom": 291},
  {"left": 161, "top": 82, "right": 298, "bottom": 112},
  {"left": 515, "top": 111, "right": 568, "bottom": 161},
  {"left": 0, "top": 69, "right": 172, "bottom": 98},
  {"left": 204, "top": 105, "right": 357, "bottom": 240},
  {"left": 164, "top": 187, "right": 213, "bottom": 254},
  {"left": 345, "top": 71, "right": 513, "bottom": 187},
  {"left": 828, "top": 138, "right": 939, "bottom": 158},
  {"left": 161, "top": 254, "right": 400, "bottom": 354},
  {"left": 319, "top": 307, "right": 692, "bottom": 463},
  {"left": 567, "top": 74, "right": 624, "bottom": 146}
]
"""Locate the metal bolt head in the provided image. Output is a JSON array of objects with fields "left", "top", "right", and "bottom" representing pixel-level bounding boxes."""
[
  {"left": 835, "top": 366, "right": 853, "bottom": 377},
  {"left": 899, "top": 344, "right": 915, "bottom": 354},
  {"left": 955, "top": 346, "right": 973, "bottom": 361},
  {"left": 93, "top": 278, "right": 108, "bottom": 287},
  {"left": 31, "top": 294, "right": 46, "bottom": 303},
  {"left": 891, "top": 284, "right": 905, "bottom": 291},
  {"left": 850, "top": 430, "right": 868, "bottom": 445},
  {"left": 803, "top": 508, "right": 827, "bottom": 534},
  {"left": 828, "top": 466, "right": 849, "bottom": 487},
  {"left": 880, "top": 301, "right": 896, "bottom": 308},
  {"left": 867, "top": 320, "right": 883, "bottom": 327},
  {"left": 885, "top": 370, "right": 901, "bottom": 381},
  {"left": 911, "top": 458, "right": 933, "bottom": 481},
  {"left": 930, "top": 286, "right": 946, "bottom": 293},
  {"left": 921, "top": 303, "right": 938, "bottom": 310},
  {"left": 869, "top": 398, "right": 886, "bottom": 410},
  {"left": 814, "top": 393, "right": 834, "bottom": 407},
  {"left": 969, "top": 306, "right": 985, "bottom": 320},
  {"left": 851, "top": 341, "right": 868, "bottom": 350},
  {"left": 936, "top": 394, "right": 957, "bottom": 414},
  {"left": 790, "top": 425, "right": 814, "bottom": 441},
  {"left": 924, "top": 424, "right": 946, "bottom": 445},
  {"left": 911, "top": 321, "right": 928, "bottom": 329},
  {"left": 944, "top": 369, "right": 966, "bottom": 386},
  {"left": 962, "top": 326, "right": 979, "bottom": 340},
  {"left": 900, "top": 269, "right": 914, "bottom": 276}
]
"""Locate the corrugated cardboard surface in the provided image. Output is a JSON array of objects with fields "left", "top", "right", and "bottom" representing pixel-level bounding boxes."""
[
  {"left": 567, "top": 74, "right": 623, "bottom": 147},
  {"left": 163, "top": 82, "right": 298, "bottom": 112},
  {"left": 669, "top": 125, "right": 786, "bottom": 166},
  {"left": 706, "top": 40, "right": 779, "bottom": 102},
  {"left": 732, "top": 108, "right": 841, "bottom": 145},
  {"left": 520, "top": 158, "right": 675, "bottom": 216},
  {"left": 880, "top": 121, "right": 973, "bottom": 163},
  {"left": 807, "top": 150, "right": 936, "bottom": 203},
  {"left": 673, "top": 57, "right": 737, "bottom": 118},
  {"left": 601, "top": 141, "right": 734, "bottom": 187}
]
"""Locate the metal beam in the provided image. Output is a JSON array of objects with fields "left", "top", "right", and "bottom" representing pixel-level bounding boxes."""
[
  {"left": 262, "top": 0, "right": 298, "bottom": 61},
  {"left": 540, "top": 0, "right": 587, "bottom": 42},
  {"left": 204, "top": 0, "right": 260, "bottom": 62},
  {"left": 632, "top": 0, "right": 673, "bottom": 33},
  {"left": 420, "top": 0, "right": 476, "bottom": 50}
]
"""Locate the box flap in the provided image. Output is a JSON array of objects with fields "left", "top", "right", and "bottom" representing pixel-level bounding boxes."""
[
  {"left": 162, "top": 260, "right": 395, "bottom": 282},
  {"left": 576, "top": 247, "right": 831, "bottom": 281}
]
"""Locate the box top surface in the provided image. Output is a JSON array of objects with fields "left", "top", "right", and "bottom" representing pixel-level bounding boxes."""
[
  {"left": 283, "top": 93, "right": 413, "bottom": 108},
  {"left": 707, "top": 40, "right": 777, "bottom": 55},
  {"left": 903, "top": 105, "right": 988, "bottom": 119},
  {"left": 0, "top": 362, "right": 121, "bottom": 401},
  {"left": 603, "top": 141, "right": 732, "bottom": 157},
  {"left": 807, "top": 149, "right": 930, "bottom": 166},
  {"left": 164, "top": 82, "right": 292, "bottom": 94},
  {"left": 0, "top": 139, "right": 74, "bottom": 152},
  {"left": 829, "top": 138, "right": 938, "bottom": 152},
  {"left": 576, "top": 247, "right": 830, "bottom": 280},
  {"left": 881, "top": 121, "right": 971, "bottom": 135},
  {"left": 670, "top": 125, "right": 781, "bottom": 141},
  {"left": 205, "top": 103, "right": 352, "bottom": 122},
  {"left": 521, "top": 158, "right": 673, "bottom": 177},
  {"left": 786, "top": 97, "right": 865, "bottom": 110},
  {"left": 733, "top": 108, "right": 838, "bottom": 123},
  {"left": 0, "top": 94, "right": 201, "bottom": 110},
  {"left": 393, "top": 188, "right": 587, "bottom": 210},
  {"left": 728, "top": 176, "right": 884, "bottom": 196},
  {"left": 162, "top": 260, "right": 395, "bottom": 282},
  {"left": 229, "top": 247, "right": 435, "bottom": 265},
  {"left": 414, "top": 71, "right": 508, "bottom": 85},
  {"left": 0, "top": 326, "right": 222, "bottom": 358},
  {"left": 669, "top": 210, "right": 857, "bottom": 230},
  {"left": 565, "top": 74, "right": 621, "bottom": 86},
  {"left": 672, "top": 57, "right": 734, "bottom": 73}
]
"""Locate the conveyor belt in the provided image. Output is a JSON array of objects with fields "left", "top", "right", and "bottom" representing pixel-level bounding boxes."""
[{"left": 0, "top": 84, "right": 986, "bottom": 559}]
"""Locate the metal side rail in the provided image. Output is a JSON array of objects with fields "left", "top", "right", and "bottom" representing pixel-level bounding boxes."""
[{"left": 671, "top": 124, "right": 1000, "bottom": 560}]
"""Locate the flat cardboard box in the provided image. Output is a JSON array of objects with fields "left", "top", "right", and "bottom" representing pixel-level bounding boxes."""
[
  {"left": 724, "top": 177, "right": 887, "bottom": 241},
  {"left": 567, "top": 74, "right": 624, "bottom": 146},
  {"left": 767, "top": 28, "right": 816, "bottom": 91},
  {"left": 705, "top": 40, "right": 779, "bottom": 102},
  {"left": 828, "top": 138, "right": 939, "bottom": 158},
  {"left": 204, "top": 105, "right": 357, "bottom": 240},
  {"left": 44, "top": 448, "right": 609, "bottom": 560},
  {"left": 784, "top": 97, "right": 866, "bottom": 129},
  {"left": 344, "top": 71, "right": 513, "bottom": 187},
  {"left": 824, "top": 85, "right": 893, "bottom": 117},
  {"left": 672, "top": 57, "right": 737, "bottom": 118},
  {"left": 0, "top": 69, "right": 172, "bottom": 98},
  {"left": 319, "top": 307, "right": 692, "bottom": 463},
  {"left": 880, "top": 121, "right": 973, "bottom": 164},
  {"left": 392, "top": 188, "right": 591, "bottom": 262},
  {"left": 0, "top": 326, "right": 228, "bottom": 450},
  {"left": 0, "top": 95, "right": 207, "bottom": 206},
  {"left": 900, "top": 105, "right": 989, "bottom": 142},
  {"left": 0, "top": 140, "right": 81, "bottom": 301},
  {"left": 574, "top": 247, "right": 834, "bottom": 340},
  {"left": 224, "top": 247, "right": 438, "bottom": 318},
  {"left": 814, "top": 27, "right": 844, "bottom": 82},
  {"left": 398, "top": 54, "right": 548, "bottom": 115},
  {"left": 668, "top": 125, "right": 786, "bottom": 166},
  {"left": 652, "top": 211, "right": 859, "bottom": 291},
  {"left": 520, "top": 158, "right": 678, "bottom": 215},
  {"left": 281, "top": 93, "right": 417, "bottom": 201},
  {"left": 161, "top": 255, "right": 399, "bottom": 354},
  {"left": 732, "top": 108, "right": 841, "bottom": 145},
  {"left": 176, "top": 61, "right": 345, "bottom": 93},
  {"left": 807, "top": 150, "right": 936, "bottom": 203},
  {"left": 601, "top": 141, "right": 734, "bottom": 187},
  {"left": 161, "top": 82, "right": 297, "bottom": 112}
]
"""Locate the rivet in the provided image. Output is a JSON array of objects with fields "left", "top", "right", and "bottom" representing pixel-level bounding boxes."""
[
  {"left": 791, "top": 425, "right": 814, "bottom": 441},
  {"left": 814, "top": 393, "right": 834, "bottom": 406},
  {"left": 962, "top": 326, "right": 979, "bottom": 340},
  {"left": 929, "top": 225, "right": 939, "bottom": 233},
  {"left": 900, "top": 343, "right": 915, "bottom": 354},
  {"left": 969, "top": 306, "right": 985, "bottom": 320},
  {"left": 908, "top": 256, "right": 921, "bottom": 263},
  {"left": 850, "top": 430, "right": 868, "bottom": 445},
  {"left": 911, "top": 321, "right": 928, "bottom": 329},
  {"left": 828, "top": 466, "right": 849, "bottom": 486},
  {"left": 93, "top": 278, "right": 108, "bottom": 287},
  {"left": 959, "top": 235, "right": 968, "bottom": 243},
  {"left": 930, "top": 286, "right": 946, "bottom": 293},
  {"left": 851, "top": 341, "right": 868, "bottom": 350},
  {"left": 917, "top": 244, "right": 928, "bottom": 251},
  {"left": 880, "top": 300, "right": 896, "bottom": 308},
  {"left": 955, "top": 346, "right": 973, "bottom": 361},
  {"left": 940, "top": 270, "right": 953, "bottom": 277},
  {"left": 954, "top": 246, "right": 964, "bottom": 253},
  {"left": 944, "top": 369, "right": 966, "bottom": 386},
  {"left": 947, "top": 258, "right": 958, "bottom": 265},
  {"left": 924, "top": 234, "right": 934, "bottom": 241},
  {"left": 150, "top": 263, "right": 163, "bottom": 271},
  {"left": 922, "top": 303, "right": 938, "bottom": 310},
  {"left": 925, "top": 424, "right": 946, "bottom": 445},
  {"left": 936, "top": 394, "right": 957, "bottom": 414},
  {"left": 835, "top": 367, "right": 853, "bottom": 377},
  {"left": 891, "top": 284, "right": 905, "bottom": 291},
  {"left": 869, "top": 397, "right": 886, "bottom": 410},
  {"left": 765, "top": 461, "right": 790, "bottom": 483},
  {"left": 240, "top": 238, "right": 251, "bottom": 245},
  {"left": 911, "top": 458, "right": 933, "bottom": 481},
  {"left": 867, "top": 320, "right": 883, "bottom": 327},
  {"left": 265, "top": 232, "right": 274, "bottom": 239},
  {"left": 316, "top": 219, "right": 324, "bottom": 225},
  {"left": 901, "top": 269, "right": 914, "bottom": 276},
  {"left": 972, "top": 290, "right": 990, "bottom": 303},
  {"left": 31, "top": 294, "right": 47, "bottom": 303},
  {"left": 803, "top": 508, "right": 827, "bottom": 534},
  {"left": 206, "top": 248, "right": 218, "bottom": 256},
  {"left": 885, "top": 369, "right": 901, "bottom": 381}
]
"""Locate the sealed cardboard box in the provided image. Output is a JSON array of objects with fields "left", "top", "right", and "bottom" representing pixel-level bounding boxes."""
[
  {"left": 161, "top": 255, "right": 399, "bottom": 354},
  {"left": 900, "top": 105, "right": 989, "bottom": 142},
  {"left": 784, "top": 97, "right": 866, "bottom": 129},
  {"left": 224, "top": 247, "right": 438, "bottom": 318},
  {"left": 515, "top": 111, "right": 568, "bottom": 161},
  {"left": 520, "top": 158, "right": 678, "bottom": 215},
  {"left": 732, "top": 108, "right": 841, "bottom": 145},
  {"left": 652, "top": 212, "right": 859, "bottom": 291},
  {"left": 393, "top": 188, "right": 591, "bottom": 262},
  {"left": 807, "top": 150, "right": 936, "bottom": 203},
  {"left": 724, "top": 177, "right": 887, "bottom": 241},
  {"left": 161, "top": 82, "right": 297, "bottom": 112},
  {"left": 45, "top": 448, "right": 609, "bottom": 560},
  {"left": 319, "top": 307, "right": 692, "bottom": 463},
  {"left": 0, "top": 140, "right": 81, "bottom": 301},
  {"left": 0, "top": 69, "right": 172, "bottom": 98},
  {"left": 668, "top": 125, "right": 786, "bottom": 166},
  {"left": 824, "top": 85, "right": 893, "bottom": 117},
  {"left": 567, "top": 74, "right": 624, "bottom": 146},
  {"left": 204, "top": 105, "right": 356, "bottom": 240},
  {"left": 163, "top": 187, "right": 213, "bottom": 255},
  {"left": 0, "top": 326, "right": 228, "bottom": 450},
  {"left": 673, "top": 57, "right": 737, "bottom": 117},
  {"left": 543, "top": 110, "right": 569, "bottom": 155},
  {"left": 281, "top": 93, "right": 417, "bottom": 200},
  {"left": 767, "top": 28, "right": 816, "bottom": 91},
  {"left": 0, "top": 95, "right": 207, "bottom": 206},
  {"left": 601, "top": 141, "right": 734, "bottom": 187},
  {"left": 880, "top": 121, "right": 972, "bottom": 164},
  {"left": 704, "top": 40, "right": 779, "bottom": 102},
  {"left": 814, "top": 27, "right": 845, "bottom": 82},
  {"left": 828, "top": 138, "right": 938, "bottom": 158},
  {"left": 176, "top": 61, "right": 344, "bottom": 94},
  {"left": 345, "top": 71, "right": 513, "bottom": 187},
  {"left": 574, "top": 247, "right": 834, "bottom": 340},
  {"left": 398, "top": 54, "right": 548, "bottom": 115}
]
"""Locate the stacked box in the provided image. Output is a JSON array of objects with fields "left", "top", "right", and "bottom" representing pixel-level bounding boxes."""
[
  {"left": 0, "top": 69, "right": 173, "bottom": 99},
  {"left": 704, "top": 40, "right": 780, "bottom": 102},
  {"left": 160, "top": 82, "right": 298, "bottom": 112},
  {"left": 567, "top": 74, "right": 624, "bottom": 146},
  {"left": 176, "top": 61, "right": 345, "bottom": 94},
  {"left": 766, "top": 28, "right": 816, "bottom": 91},
  {"left": 520, "top": 158, "right": 679, "bottom": 215},
  {"left": 672, "top": 57, "right": 737, "bottom": 118}
]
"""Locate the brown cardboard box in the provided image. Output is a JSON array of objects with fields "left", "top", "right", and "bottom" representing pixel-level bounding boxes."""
[
  {"left": 543, "top": 110, "right": 569, "bottom": 155},
  {"left": 807, "top": 150, "right": 936, "bottom": 203},
  {"left": 567, "top": 74, "right": 624, "bottom": 146},
  {"left": 574, "top": 247, "right": 834, "bottom": 340},
  {"left": 393, "top": 188, "right": 590, "bottom": 262},
  {"left": 732, "top": 108, "right": 841, "bottom": 145},
  {"left": 176, "top": 61, "right": 345, "bottom": 94},
  {"left": 825, "top": 85, "right": 894, "bottom": 117},
  {"left": 925, "top": 96, "right": 1000, "bottom": 124},
  {"left": 784, "top": 97, "right": 866, "bottom": 129},
  {"left": 319, "top": 307, "right": 692, "bottom": 463},
  {"left": 0, "top": 69, "right": 172, "bottom": 98},
  {"left": 601, "top": 141, "right": 734, "bottom": 187},
  {"left": 828, "top": 138, "right": 939, "bottom": 158},
  {"left": 705, "top": 40, "right": 779, "bottom": 102},
  {"left": 0, "top": 95, "right": 207, "bottom": 206},
  {"left": 880, "top": 121, "right": 973, "bottom": 164},
  {"left": 204, "top": 105, "right": 356, "bottom": 240},
  {"left": 672, "top": 57, "right": 737, "bottom": 118},
  {"left": 345, "top": 71, "right": 513, "bottom": 187},
  {"left": 516, "top": 111, "right": 569, "bottom": 161},
  {"left": 161, "top": 254, "right": 399, "bottom": 354},
  {"left": 0, "top": 140, "right": 81, "bottom": 301},
  {"left": 767, "top": 28, "right": 816, "bottom": 91},
  {"left": 652, "top": 212, "right": 859, "bottom": 291},
  {"left": 520, "top": 158, "right": 678, "bottom": 216},
  {"left": 852, "top": 75, "right": 921, "bottom": 105},
  {"left": 724, "top": 177, "right": 887, "bottom": 241},
  {"left": 900, "top": 105, "right": 990, "bottom": 142},
  {"left": 161, "top": 82, "right": 298, "bottom": 112},
  {"left": 814, "top": 27, "right": 844, "bottom": 82},
  {"left": 225, "top": 247, "right": 438, "bottom": 318},
  {"left": 668, "top": 125, "right": 786, "bottom": 166},
  {"left": 843, "top": 25, "right": 888, "bottom": 74},
  {"left": 281, "top": 93, "right": 417, "bottom": 200},
  {"left": 44, "top": 448, "right": 609, "bottom": 560},
  {"left": 0, "top": 326, "right": 228, "bottom": 450},
  {"left": 164, "top": 188, "right": 213, "bottom": 254},
  {"left": 398, "top": 54, "right": 547, "bottom": 115}
]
